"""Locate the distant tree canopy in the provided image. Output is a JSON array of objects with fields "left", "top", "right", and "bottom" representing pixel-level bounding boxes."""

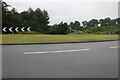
[
  {"left": 20, "top": 8, "right": 50, "bottom": 33},
  {"left": 47, "top": 22, "right": 69, "bottom": 34},
  {"left": 70, "top": 21, "right": 83, "bottom": 30},
  {"left": 81, "top": 17, "right": 120, "bottom": 34},
  {"left": 2, "top": 1, "right": 120, "bottom": 34},
  {"left": 2, "top": 1, "right": 50, "bottom": 33}
]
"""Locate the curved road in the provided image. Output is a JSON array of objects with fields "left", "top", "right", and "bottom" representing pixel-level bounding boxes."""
[{"left": 2, "top": 41, "right": 119, "bottom": 78}]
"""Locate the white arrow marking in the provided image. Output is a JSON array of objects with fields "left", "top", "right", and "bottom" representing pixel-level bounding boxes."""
[
  {"left": 9, "top": 27, "right": 13, "bottom": 32},
  {"left": 15, "top": 27, "right": 19, "bottom": 32},
  {"left": 27, "top": 27, "right": 31, "bottom": 32},
  {"left": 3, "top": 27, "right": 7, "bottom": 32},
  {"left": 21, "top": 27, "right": 25, "bottom": 32},
  {"left": 24, "top": 48, "right": 90, "bottom": 55}
]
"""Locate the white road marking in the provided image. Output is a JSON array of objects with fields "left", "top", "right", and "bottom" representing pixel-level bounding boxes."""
[
  {"left": 110, "top": 46, "right": 120, "bottom": 48},
  {"left": 24, "top": 49, "right": 90, "bottom": 55}
]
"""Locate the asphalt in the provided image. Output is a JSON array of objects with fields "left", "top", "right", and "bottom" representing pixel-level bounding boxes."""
[{"left": 2, "top": 41, "right": 119, "bottom": 78}]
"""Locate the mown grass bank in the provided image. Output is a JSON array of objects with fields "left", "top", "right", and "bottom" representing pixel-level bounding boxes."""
[{"left": 0, "top": 34, "right": 119, "bottom": 44}]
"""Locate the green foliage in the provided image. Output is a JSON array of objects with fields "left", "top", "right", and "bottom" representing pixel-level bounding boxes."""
[
  {"left": 20, "top": 8, "right": 50, "bottom": 33},
  {"left": 87, "top": 19, "right": 99, "bottom": 27},
  {"left": 69, "top": 21, "right": 83, "bottom": 30},
  {"left": 2, "top": 1, "right": 13, "bottom": 27},
  {"left": 17, "top": 31, "right": 39, "bottom": 34},
  {"left": 84, "top": 26, "right": 119, "bottom": 34},
  {"left": 2, "top": 1, "right": 50, "bottom": 33},
  {"left": 47, "top": 22, "right": 69, "bottom": 34},
  {"left": 82, "top": 21, "right": 87, "bottom": 27},
  {"left": 2, "top": 1, "right": 120, "bottom": 35},
  {"left": 1, "top": 34, "right": 118, "bottom": 44},
  {"left": 113, "top": 29, "right": 120, "bottom": 34}
]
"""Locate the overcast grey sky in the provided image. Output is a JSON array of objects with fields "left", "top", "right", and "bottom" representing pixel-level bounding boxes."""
[{"left": 3, "top": 0, "right": 119, "bottom": 25}]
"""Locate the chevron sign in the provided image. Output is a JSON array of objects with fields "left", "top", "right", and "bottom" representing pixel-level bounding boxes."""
[{"left": 2, "top": 27, "right": 31, "bottom": 32}]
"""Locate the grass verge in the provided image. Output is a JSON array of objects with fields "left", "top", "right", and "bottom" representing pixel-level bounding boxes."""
[{"left": 0, "top": 34, "right": 119, "bottom": 45}]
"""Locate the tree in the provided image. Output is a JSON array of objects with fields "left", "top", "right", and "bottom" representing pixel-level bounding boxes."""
[
  {"left": 33, "top": 8, "right": 50, "bottom": 33},
  {"left": 2, "top": 1, "right": 119, "bottom": 34},
  {"left": 104, "top": 17, "right": 111, "bottom": 26},
  {"left": 99, "top": 19, "right": 106, "bottom": 26},
  {"left": 19, "top": 8, "right": 50, "bottom": 33},
  {"left": 58, "top": 22, "right": 69, "bottom": 34},
  {"left": 2, "top": 1, "right": 22, "bottom": 33},
  {"left": 10, "top": 8, "right": 22, "bottom": 27},
  {"left": 2, "top": 1, "right": 12, "bottom": 27},
  {"left": 27, "top": 7, "right": 34, "bottom": 21},
  {"left": 99, "top": 17, "right": 111, "bottom": 26},
  {"left": 69, "top": 21, "right": 82, "bottom": 30},
  {"left": 82, "top": 21, "right": 88, "bottom": 28},
  {"left": 115, "top": 18, "right": 120, "bottom": 26},
  {"left": 87, "top": 19, "right": 98, "bottom": 27},
  {"left": 48, "top": 22, "right": 69, "bottom": 34}
]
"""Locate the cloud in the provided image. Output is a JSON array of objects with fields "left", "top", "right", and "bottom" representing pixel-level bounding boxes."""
[{"left": 3, "top": 0, "right": 118, "bottom": 25}]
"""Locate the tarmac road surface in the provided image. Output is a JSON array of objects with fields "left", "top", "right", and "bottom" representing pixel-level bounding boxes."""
[{"left": 2, "top": 41, "right": 119, "bottom": 78}]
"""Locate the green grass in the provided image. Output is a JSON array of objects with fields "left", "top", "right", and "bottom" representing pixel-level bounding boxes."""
[{"left": 0, "top": 34, "right": 119, "bottom": 44}]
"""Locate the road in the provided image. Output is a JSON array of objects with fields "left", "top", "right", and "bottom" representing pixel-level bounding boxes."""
[{"left": 2, "top": 41, "right": 119, "bottom": 78}]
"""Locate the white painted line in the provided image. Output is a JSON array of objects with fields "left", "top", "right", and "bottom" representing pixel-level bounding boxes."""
[
  {"left": 24, "top": 49, "right": 90, "bottom": 55},
  {"left": 110, "top": 46, "right": 120, "bottom": 48}
]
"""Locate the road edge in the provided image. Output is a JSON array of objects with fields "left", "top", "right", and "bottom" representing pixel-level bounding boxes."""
[{"left": 1, "top": 40, "right": 119, "bottom": 45}]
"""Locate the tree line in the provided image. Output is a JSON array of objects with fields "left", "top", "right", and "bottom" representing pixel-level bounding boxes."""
[{"left": 2, "top": 1, "right": 120, "bottom": 34}]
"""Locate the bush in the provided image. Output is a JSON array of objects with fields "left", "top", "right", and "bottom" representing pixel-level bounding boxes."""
[
  {"left": 17, "top": 31, "right": 38, "bottom": 34},
  {"left": 47, "top": 22, "right": 69, "bottom": 34},
  {"left": 113, "top": 29, "right": 119, "bottom": 34}
]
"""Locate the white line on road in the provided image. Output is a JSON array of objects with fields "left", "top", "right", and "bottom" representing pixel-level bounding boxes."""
[
  {"left": 110, "top": 46, "right": 120, "bottom": 48},
  {"left": 24, "top": 49, "right": 90, "bottom": 55}
]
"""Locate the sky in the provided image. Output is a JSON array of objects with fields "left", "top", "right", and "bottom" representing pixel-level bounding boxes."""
[{"left": 3, "top": 0, "right": 119, "bottom": 25}]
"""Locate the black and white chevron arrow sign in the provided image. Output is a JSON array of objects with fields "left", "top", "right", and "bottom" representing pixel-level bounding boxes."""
[
  {"left": 2, "top": 27, "right": 31, "bottom": 32},
  {"left": 2, "top": 27, "right": 7, "bottom": 32},
  {"left": 21, "top": 27, "right": 25, "bottom": 32},
  {"left": 15, "top": 27, "right": 19, "bottom": 32},
  {"left": 9, "top": 27, "right": 13, "bottom": 32},
  {"left": 27, "top": 27, "right": 31, "bottom": 32}
]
